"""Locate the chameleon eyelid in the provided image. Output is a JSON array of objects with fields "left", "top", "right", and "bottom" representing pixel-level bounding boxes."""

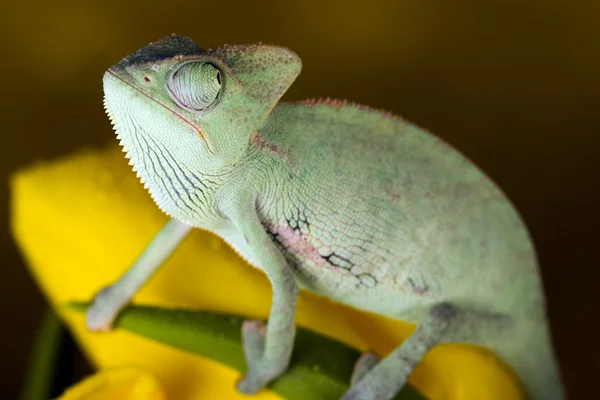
[{"left": 167, "top": 60, "right": 224, "bottom": 114}]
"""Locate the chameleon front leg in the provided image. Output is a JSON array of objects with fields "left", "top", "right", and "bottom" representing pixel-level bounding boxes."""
[
  {"left": 86, "top": 218, "right": 191, "bottom": 331},
  {"left": 226, "top": 200, "right": 299, "bottom": 394},
  {"left": 343, "top": 303, "right": 458, "bottom": 400}
]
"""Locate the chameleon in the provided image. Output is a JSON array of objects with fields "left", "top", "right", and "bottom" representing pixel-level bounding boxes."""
[{"left": 87, "top": 35, "right": 565, "bottom": 400}]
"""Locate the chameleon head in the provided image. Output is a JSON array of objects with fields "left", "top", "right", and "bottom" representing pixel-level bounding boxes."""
[{"left": 102, "top": 35, "right": 301, "bottom": 215}]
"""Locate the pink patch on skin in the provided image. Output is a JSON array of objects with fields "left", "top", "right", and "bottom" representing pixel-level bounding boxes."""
[
  {"left": 413, "top": 286, "right": 428, "bottom": 295},
  {"left": 242, "top": 320, "right": 266, "bottom": 337},
  {"left": 273, "top": 225, "right": 326, "bottom": 266},
  {"left": 384, "top": 187, "right": 401, "bottom": 203},
  {"left": 296, "top": 97, "right": 348, "bottom": 109},
  {"left": 407, "top": 277, "right": 429, "bottom": 295},
  {"left": 250, "top": 131, "right": 282, "bottom": 155}
]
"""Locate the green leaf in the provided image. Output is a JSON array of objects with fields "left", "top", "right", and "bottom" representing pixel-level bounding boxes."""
[{"left": 67, "top": 302, "right": 426, "bottom": 400}]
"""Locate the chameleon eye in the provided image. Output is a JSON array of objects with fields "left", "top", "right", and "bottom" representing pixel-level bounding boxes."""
[{"left": 167, "top": 61, "right": 222, "bottom": 112}]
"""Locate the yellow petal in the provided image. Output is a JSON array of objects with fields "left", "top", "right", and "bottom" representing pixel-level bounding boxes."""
[
  {"left": 10, "top": 146, "right": 525, "bottom": 400},
  {"left": 56, "top": 368, "right": 166, "bottom": 400}
]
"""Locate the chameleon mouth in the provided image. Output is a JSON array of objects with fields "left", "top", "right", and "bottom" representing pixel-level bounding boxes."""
[{"left": 103, "top": 69, "right": 213, "bottom": 153}]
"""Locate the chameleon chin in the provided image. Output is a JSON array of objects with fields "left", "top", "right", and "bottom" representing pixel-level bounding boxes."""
[{"left": 87, "top": 35, "right": 564, "bottom": 400}]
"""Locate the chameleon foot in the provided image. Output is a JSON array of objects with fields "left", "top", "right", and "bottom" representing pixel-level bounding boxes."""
[
  {"left": 86, "top": 285, "right": 128, "bottom": 332},
  {"left": 351, "top": 351, "right": 381, "bottom": 386},
  {"left": 236, "top": 320, "right": 287, "bottom": 394},
  {"left": 342, "top": 303, "right": 459, "bottom": 400}
]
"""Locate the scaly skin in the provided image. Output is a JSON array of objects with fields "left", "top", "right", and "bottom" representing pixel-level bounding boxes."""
[{"left": 93, "top": 35, "right": 564, "bottom": 399}]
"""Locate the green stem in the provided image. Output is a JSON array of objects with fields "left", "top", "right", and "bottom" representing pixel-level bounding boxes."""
[
  {"left": 67, "top": 302, "right": 426, "bottom": 400},
  {"left": 20, "top": 308, "right": 65, "bottom": 400}
]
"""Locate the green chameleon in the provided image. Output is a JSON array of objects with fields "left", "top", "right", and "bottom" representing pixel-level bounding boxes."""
[{"left": 87, "top": 35, "right": 564, "bottom": 399}]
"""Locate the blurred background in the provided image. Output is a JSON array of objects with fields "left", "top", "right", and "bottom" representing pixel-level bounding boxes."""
[{"left": 1, "top": 0, "right": 599, "bottom": 398}]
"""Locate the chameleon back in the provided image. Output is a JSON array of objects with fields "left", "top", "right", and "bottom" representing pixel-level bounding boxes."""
[{"left": 246, "top": 100, "right": 562, "bottom": 399}]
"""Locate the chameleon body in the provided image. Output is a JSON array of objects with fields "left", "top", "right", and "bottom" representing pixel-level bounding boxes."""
[{"left": 89, "top": 35, "right": 564, "bottom": 399}]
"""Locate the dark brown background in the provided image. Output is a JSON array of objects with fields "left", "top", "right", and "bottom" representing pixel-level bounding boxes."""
[{"left": 1, "top": 0, "right": 598, "bottom": 398}]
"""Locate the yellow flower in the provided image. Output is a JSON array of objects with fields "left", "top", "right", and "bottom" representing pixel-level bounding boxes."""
[
  {"left": 56, "top": 368, "right": 166, "bottom": 400},
  {"left": 10, "top": 146, "right": 525, "bottom": 400}
]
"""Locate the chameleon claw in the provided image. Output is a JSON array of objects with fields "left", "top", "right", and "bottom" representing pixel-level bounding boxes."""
[
  {"left": 236, "top": 369, "right": 268, "bottom": 395},
  {"left": 236, "top": 359, "right": 286, "bottom": 395},
  {"left": 86, "top": 285, "right": 127, "bottom": 332},
  {"left": 341, "top": 377, "right": 381, "bottom": 400},
  {"left": 236, "top": 319, "right": 285, "bottom": 394}
]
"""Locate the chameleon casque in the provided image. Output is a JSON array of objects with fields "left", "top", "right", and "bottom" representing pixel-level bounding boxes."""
[{"left": 88, "top": 35, "right": 564, "bottom": 399}]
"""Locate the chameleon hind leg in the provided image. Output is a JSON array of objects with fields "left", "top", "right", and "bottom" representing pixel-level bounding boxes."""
[
  {"left": 342, "top": 303, "right": 458, "bottom": 400},
  {"left": 86, "top": 218, "right": 191, "bottom": 331}
]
